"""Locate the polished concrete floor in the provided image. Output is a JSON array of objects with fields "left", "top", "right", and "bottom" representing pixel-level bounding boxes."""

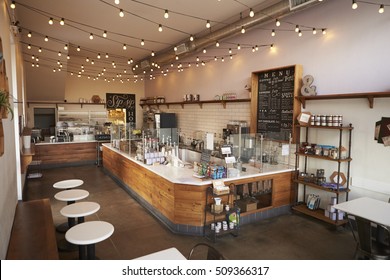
[{"left": 24, "top": 164, "right": 356, "bottom": 260}]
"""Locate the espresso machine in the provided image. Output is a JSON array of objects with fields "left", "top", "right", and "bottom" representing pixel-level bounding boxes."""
[{"left": 224, "top": 121, "right": 253, "bottom": 162}]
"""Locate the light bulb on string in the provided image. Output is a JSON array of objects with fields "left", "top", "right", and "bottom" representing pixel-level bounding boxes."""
[
  {"left": 249, "top": 8, "right": 254, "bottom": 17},
  {"left": 203, "top": 48, "right": 207, "bottom": 53},
  {"left": 105, "top": 53, "right": 109, "bottom": 58},
  {"left": 60, "top": 18, "right": 65, "bottom": 25},
  {"left": 322, "top": 29, "right": 327, "bottom": 35},
  {"left": 97, "top": 53, "right": 101, "bottom": 59},
  {"left": 77, "top": 46, "right": 81, "bottom": 51},
  {"left": 190, "top": 35, "right": 194, "bottom": 41},
  {"left": 214, "top": 56, "right": 217, "bottom": 61},
  {"left": 58, "top": 51, "right": 62, "bottom": 56},
  {"left": 270, "top": 44, "right": 274, "bottom": 50},
  {"left": 27, "top": 44, "right": 31, "bottom": 49},
  {"left": 312, "top": 28, "right": 317, "bottom": 35},
  {"left": 123, "top": 44, "right": 127, "bottom": 50},
  {"left": 241, "top": 26, "right": 246, "bottom": 34},
  {"left": 379, "top": 4, "right": 384, "bottom": 14},
  {"left": 229, "top": 48, "right": 232, "bottom": 54},
  {"left": 275, "top": 19, "right": 281, "bottom": 27},
  {"left": 151, "top": 51, "right": 155, "bottom": 56},
  {"left": 295, "top": 25, "right": 299, "bottom": 32},
  {"left": 206, "top": 20, "right": 211, "bottom": 28},
  {"left": 28, "top": 31, "right": 32, "bottom": 37},
  {"left": 48, "top": 18, "right": 54, "bottom": 25},
  {"left": 115, "top": 0, "right": 120, "bottom": 5},
  {"left": 44, "top": 36, "right": 49, "bottom": 42},
  {"left": 271, "top": 29, "right": 275, "bottom": 36},
  {"left": 352, "top": 0, "right": 358, "bottom": 9},
  {"left": 298, "top": 30, "right": 302, "bottom": 37},
  {"left": 237, "top": 44, "right": 241, "bottom": 50},
  {"left": 158, "top": 24, "right": 163, "bottom": 32},
  {"left": 119, "top": 9, "right": 124, "bottom": 17},
  {"left": 174, "top": 46, "right": 177, "bottom": 52},
  {"left": 141, "top": 39, "right": 145, "bottom": 46},
  {"left": 10, "top": 1, "right": 15, "bottom": 9},
  {"left": 38, "top": 47, "right": 42, "bottom": 52},
  {"left": 103, "top": 31, "right": 107, "bottom": 38},
  {"left": 89, "top": 33, "right": 94, "bottom": 40},
  {"left": 216, "top": 41, "right": 220, "bottom": 47},
  {"left": 64, "top": 44, "right": 68, "bottom": 50},
  {"left": 164, "top": 10, "right": 169, "bottom": 19},
  {"left": 86, "top": 57, "right": 89, "bottom": 62}
]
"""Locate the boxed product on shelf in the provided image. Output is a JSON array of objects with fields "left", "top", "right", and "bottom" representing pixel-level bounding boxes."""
[{"left": 212, "top": 180, "right": 230, "bottom": 195}]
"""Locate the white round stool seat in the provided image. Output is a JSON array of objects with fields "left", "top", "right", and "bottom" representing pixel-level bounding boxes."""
[
  {"left": 60, "top": 202, "right": 100, "bottom": 219},
  {"left": 53, "top": 179, "right": 84, "bottom": 189},
  {"left": 54, "top": 189, "right": 89, "bottom": 202}
]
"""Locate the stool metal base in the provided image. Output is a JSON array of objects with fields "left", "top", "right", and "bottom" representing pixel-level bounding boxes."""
[
  {"left": 57, "top": 238, "right": 78, "bottom": 252},
  {"left": 56, "top": 222, "right": 69, "bottom": 233}
]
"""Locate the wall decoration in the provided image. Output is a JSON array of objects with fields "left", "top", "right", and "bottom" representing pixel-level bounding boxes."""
[
  {"left": 375, "top": 117, "right": 390, "bottom": 147},
  {"left": 300, "top": 75, "right": 317, "bottom": 96}
]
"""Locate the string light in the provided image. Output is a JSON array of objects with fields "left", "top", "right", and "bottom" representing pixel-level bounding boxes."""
[
  {"left": 119, "top": 9, "right": 124, "bottom": 17},
  {"left": 123, "top": 44, "right": 127, "bottom": 50},
  {"left": 241, "top": 26, "right": 246, "bottom": 34},
  {"left": 114, "top": 0, "right": 120, "bottom": 5},
  {"left": 249, "top": 8, "right": 254, "bottom": 17},
  {"left": 27, "top": 44, "right": 31, "bottom": 49},
  {"left": 64, "top": 44, "right": 68, "bottom": 50},
  {"left": 60, "top": 18, "right": 65, "bottom": 25},
  {"left": 352, "top": 0, "right": 358, "bottom": 9},
  {"left": 158, "top": 24, "right": 163, "bottom": 32},
  {"left": 312, "top": 28, "right": 317, "bottom": 35},
  {"left": 190, "top": 35, "right": 194, "bottom": 41},
  {"left": 103, "top": 30, "right": 107, "bottom": 38},
  {"left": 97, "top": 53, "right": 101, "bottom": 59},
  {"left": 28, "top": 31, "right": 32, "bottom": 37},
  {"left": 89, "top": 33, "right": 94, "bottom": 40},
  {"left": 295, "top": 25, "right": 299, "bottom": 32},
  {"left": 271, "top": 29, "right": 275, "bottom": 36},
  {"left": 141, "top": 39, "right": 145, "bottom": 46},
  {"left": 38, "top": 47, "right": 42, "bottom": 52},
  {"left": 206, "top": 20, "right": 211, "bottom": 28},
  {"left": 48, "top": 18, "right": 54, "bottom": 25},
  {"left": 275, "top": 19, "right": 281, "bottom": 27},
  {"left": 298, "top": 30, "right": 302, "bottom": 37},
  {"left": 203, "top": 48, "right": 207, "bottom": 53},
  {"left": 229, "top": 48, "right": 232, "bottom": 54},
  {"left": 10, "top": 1, "right": 15, "bottom": 9},
  {"left": 322, "top": 28, "right": 327, "bottom": 35},
  {"left": 379, "top": 4, "right": 384, "bottom": 13},
  {"left": 151, "top": 51, "right": 155, "bottom": 56},
  {"left": 105, "top": 53, "right": 109, "bottom": 58},
  {"left": 164, "top": 9, "right": 169, "bottom": 19},
  {"left": 216, "top": 41, "right": 220, "bottom": 47},
  {"left": 237, "top": 44, "right": 241, "bottom": 50},
  {"left": 44, "top": 36, "right": 49, "bottom": 42},
  {"left": 77, "top": 46, "right": 81, "bottom": 51}
]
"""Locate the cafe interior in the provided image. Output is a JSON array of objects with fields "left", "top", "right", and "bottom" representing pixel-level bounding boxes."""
[{"left": 0, "top": 0, "right": 390, "bottom": 261}]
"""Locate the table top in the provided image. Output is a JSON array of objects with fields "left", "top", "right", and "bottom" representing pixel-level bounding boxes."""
[
  {"left": 333, "top": 197, "right": 390, "bottom": 227},
  {"left": 53, "top": 179, "right": 84, "bottom": 189},
  {"left": 54, "top": 189, "right": 89, "bottom": 202},
  {"left": 60, "top": 201, "right": 100, "bottom": 218},
  {"left": 134, "top": 247, "right": 187, "bottom": 260},
  {"left": 65, "top": 221, "right": 114, "bottom": 245}
]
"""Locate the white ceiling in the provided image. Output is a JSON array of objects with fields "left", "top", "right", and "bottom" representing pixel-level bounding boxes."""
[{"left": 9, "top": 0, "right": 318, "bottom": 78}]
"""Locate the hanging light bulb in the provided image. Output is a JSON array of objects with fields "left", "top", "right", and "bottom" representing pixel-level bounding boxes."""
[
  {"left": 67, "top": 55, "right": 70, "bottom": 60},
  {"left": 175, "top": 55, "right": 179, "bottom": 60},
  {"left": 151, "top": 51, "right": 155, "bottom": 56},
  {"left": 228, "top": 48, "right": 232, "bottom": 54},
  {"left": 10, "top": 1, "right": 16, "bottom": 9},
  {"left": 48, "top": 18, "right": 54, "bottom": 25},
  {"left": 216, "top": 41, "right": 220, "bottom": 47},
  {"left": 271, "top": 29, "right": 276, "bottom": 36},
  {"left": 196, "top": 56, "right": 200, "bottom": 62},
  {"left": 141, "top": 39, "right": 145, "bottom": 46},
  {"left": 249, "top": 8, "right": 254, "bottom": 17},
  {"left": 27, "top": 44, "right": 31, "bottom": 49},
  {"left": 237, "top": 44, "right": 241, "bottom": 50},
  {"left": 164, "top": 9, "right": 169, "bottom": 19},
  {"left": 203, "top": 48, "right": 207, "bottom": 53},
  {"left": 352, "top": 0, "right": 358, "bottom": 9},
  {"left": 97, "top": 53, "right": 101, "bottom": 59},
  {"left": 115, "top": 0, "right": 120, "bottom": 5},
  {"left": 91, "top": 60, "right": 95, "bottom": 65},
  {"left": 123, "top": 44, "right": 127, "bottom": 50},
  {"left": 64, "top": 44, "right": 68, "bottom": 50},
  {"left": 322, "top": 28, "right": 327, "bottom": 35},
  {"left": 221, "top": 57, "right": 225, "bottom": 62},
  {"left": 312, "top": 28, "right": 317, "bottom": 35},
  {"left": 255, "top": 45, "right": 259, "bottom": 51},
  {"left": 190, "top": 35, "right": 194, "bottom": 41},
  {"left": 379, "top": 4, "right": 384, "bottom": 14},
  {"left": 128, "top": 58, "right": 132, "bottom": 64},
  {"left": 77, "top": 46, "right": 81, "bottom": 51},
  {"left": 241, "top": 26, "right": 246, "bottom": 34},
  {"left": 270, "top": 44, "right": 274, "bottom": 50},
  {"left": 89, "top": 33, "right": 94, "bottom": 40},
  {"left": 44, "top": 36, "right": 49, "bottom": 42},
  {"left": 230, "top": 55, "right": 233, "bottom": 60},
  {"left": 275, "top": 19, "right": 281, "bottom": 27},
  {"left": 60, "top": 18, "right": 65, "bottom": 25},
  {"left": 103, "top": 30, "right": 107, "bottom": 38},
  {"left": 31, "top": 55, "right": 35, "bottom": 60},
  {"left": 295, "top": 25, "right": 299, "bottom": 32},
  {"left": 252, "top": 47, "right": 256, "bottom": 52},
  {"left": 119, "top": 9, "right": 124, "bottom": 17},
  {"left": 298, "top": 30, "right": 302, "bottom": 37},
  {"left": 28, "top": 31, "right": 32, "bottom": 37},
  {"left": 105, "top": 53, "right": 109, "bottom": 58},
  {"left": 158, "top": 24, "right": 163, "bottom": 32},
  {"left": 58, "top": 51, "right": 62, "bottom": 56},
  {"left": 38, "top": 47, "right": 42, "bottom": 52},
  {"left": 206, "top": 20, "right": 211, "bottom": 28}
]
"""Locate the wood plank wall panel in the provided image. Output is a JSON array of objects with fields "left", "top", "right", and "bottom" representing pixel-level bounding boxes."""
[
  {"left": 272, "top": 172, "right": 294, "bottom": 207},
  {"left": 34, "top": 142, "right": 97, "bottom": 165}
]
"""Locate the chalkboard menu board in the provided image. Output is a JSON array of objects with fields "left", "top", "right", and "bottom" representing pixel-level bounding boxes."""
[
  {"left": 106, "top": 93, "right": 136, "bottom": 125},
  {"left": 251, "top": 65, "right": 302, "bottom": 142}
]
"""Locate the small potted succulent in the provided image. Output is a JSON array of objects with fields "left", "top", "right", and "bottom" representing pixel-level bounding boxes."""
[{"left": 0, "top": 88, "right": 13, "bottom": 119}]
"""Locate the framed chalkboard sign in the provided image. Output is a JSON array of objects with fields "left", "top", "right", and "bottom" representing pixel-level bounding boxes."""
[
  {"left": 106, "top": 93, "right": 136, "bottom": 125},
  {"left": 250, "top": 65, "right": 302, "bottom": 142}
]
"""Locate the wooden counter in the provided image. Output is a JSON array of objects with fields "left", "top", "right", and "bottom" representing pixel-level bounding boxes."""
[
  {"left": 33, "top": 141, "right": 97, "bottom": 166},
  {"left": 102, "top": 145, "right": 294, "bottom": 235}
]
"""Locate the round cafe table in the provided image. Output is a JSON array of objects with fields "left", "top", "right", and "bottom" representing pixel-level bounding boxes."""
[
  {"left": 54, "top": 189, "right": 89, "bottom": 233},
  {"left": 53, "top": 179, "right": 84, "bottom": 190},
  {"left": 57, "top": 201, "right": 100, "bottom": 252},
  {"left": 65, "top": 221, "right": 114, "bottom": 260}
]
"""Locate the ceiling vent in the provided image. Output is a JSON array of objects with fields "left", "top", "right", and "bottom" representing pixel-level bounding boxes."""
[
  {"left": 289, "top": 0, "right": 317, "bottom": 10},
  {"left": 175, "top": 43, "right": 189, "bottom": 55}
]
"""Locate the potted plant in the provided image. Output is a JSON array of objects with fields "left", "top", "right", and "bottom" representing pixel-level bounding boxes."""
[{"left": 0, "top": 88, "right": 13, "bottom": 119}]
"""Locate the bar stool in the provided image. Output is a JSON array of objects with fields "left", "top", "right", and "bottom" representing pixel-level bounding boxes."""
[
  {"left": 65, "top": 221, "right": 114, "bottom": 260},
  {"left": 54, "top": 189, "right": 89, "bottom": 233},
  {"left": 53, "top": 179, "right": 84, "bottom": 190},
  {"left": 57, "top": 201, "right": 100, "bottom": 252}
]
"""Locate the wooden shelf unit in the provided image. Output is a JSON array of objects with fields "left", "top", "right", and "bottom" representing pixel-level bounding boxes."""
[
  {"left": 140, "top": 98, "right": 250, "bottom": 109},
  {"left": 296, "top": 92, "right": 390, "bottom": 109},
  {"left": 27, "top": 101, "right": 106, "bottom": 108},
  {"left": 292, "top": 204, "right": 348, "bottom": 226}
]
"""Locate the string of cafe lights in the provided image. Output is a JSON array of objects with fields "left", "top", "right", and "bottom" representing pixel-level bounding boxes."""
[
  {"left": 351, "top": 0, "right": 389, "bottom": 13},
  {"left": 9, "top": 0, "right": 327, "bottom": 82}
]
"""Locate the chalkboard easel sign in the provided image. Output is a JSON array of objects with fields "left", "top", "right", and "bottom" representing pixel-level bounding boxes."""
[
  {"left": 250, "top": 65, "right": 302, "bottom": 143},
  {"left": 106, "top": 93, "right": 136, "bottom": 125}
]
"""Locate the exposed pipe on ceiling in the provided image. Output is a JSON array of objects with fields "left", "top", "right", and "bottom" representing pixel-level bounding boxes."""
[{"left": 133, "top": 0, "right": 320, "bottom": 74}]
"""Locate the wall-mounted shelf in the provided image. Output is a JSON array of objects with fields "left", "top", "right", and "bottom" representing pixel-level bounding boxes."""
[
  {"left": 139, "top": 98, "right": 250, "bottom": 109},
  {"left": 296, "top": 92, "right": 390, "bottom": 109},
  {"left": 27, "top": 101, "right": 106, "bottom": 108}
]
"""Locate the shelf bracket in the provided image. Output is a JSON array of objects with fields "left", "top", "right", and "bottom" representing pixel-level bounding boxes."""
[
  {"left": 367, "top": 96, "right": 374, "bottom": 109},
  {"left": 301, "top": 99, "right": 306, "bottom": 109},
  {"left": 180, "top": 104, "right": 184, "bottom": 109},
  {"left": 222, "top": 101, "right": 226, "bottom": 109},
  {"left": 198, "top": 103, "right": 203, "bottom": 109}
]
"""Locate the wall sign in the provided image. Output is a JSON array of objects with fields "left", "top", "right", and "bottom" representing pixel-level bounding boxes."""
[
  {"left": 250, "top": 65, "right": 302, "bottom": 142},
  {"left": 106, "top": 93, "right": 136, "bottom": 125}
]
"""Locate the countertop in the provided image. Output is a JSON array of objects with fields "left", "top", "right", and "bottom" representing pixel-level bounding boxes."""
[
  {"left": 102, "top": 143, "right": 294, "bottom": 186},
  {"left": 35, "top": 140, "right": 99, "bottom": 146}
]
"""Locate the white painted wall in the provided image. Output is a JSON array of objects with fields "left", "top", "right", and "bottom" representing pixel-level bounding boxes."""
[{"left": 145, "top": 1, "right": 390, "bottom": 200}]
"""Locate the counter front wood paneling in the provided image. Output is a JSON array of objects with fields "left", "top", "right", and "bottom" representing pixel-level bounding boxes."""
[
  {"left": 103, "top": 146, "right": 294, "bottom": 230},
  {"left": 34, "top": 142, "right": 97, "bottom": 165}
]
